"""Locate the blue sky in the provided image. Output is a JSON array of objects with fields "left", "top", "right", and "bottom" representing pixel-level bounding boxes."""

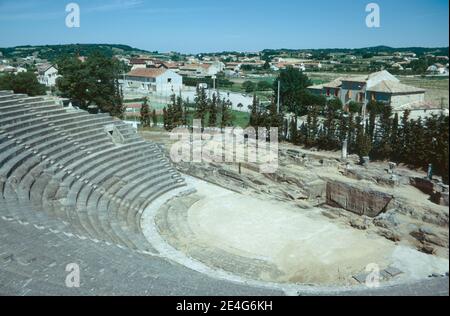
[{"left": 0, "top": 0, "right": 448, "bottom": 53}]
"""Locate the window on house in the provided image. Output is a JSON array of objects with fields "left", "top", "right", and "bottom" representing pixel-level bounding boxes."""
[
  {"left": 326, "top": 89, "right": 330, "bottom": 96},
  {"left": 335, "top": 89, "right": 339, "bottom": 97},
  {"left": 168, "top": 78, "right": 172, "bottom": 83},
  {"left": 359, "top": 93, "right": 364, "bottom": 102}
]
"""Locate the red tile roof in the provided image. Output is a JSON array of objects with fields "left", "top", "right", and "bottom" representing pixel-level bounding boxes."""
[{"left": 127, "top": 68, "right": 167, "bottom": 78}]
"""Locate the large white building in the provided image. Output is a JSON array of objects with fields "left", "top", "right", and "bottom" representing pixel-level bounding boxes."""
[{"left": 124, "top": 67, "right": 183, "bottom": 95}]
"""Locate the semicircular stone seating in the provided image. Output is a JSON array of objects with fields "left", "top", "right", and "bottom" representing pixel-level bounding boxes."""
[{"left": 0, "top": 91, "right": 186, "bottom": 253}]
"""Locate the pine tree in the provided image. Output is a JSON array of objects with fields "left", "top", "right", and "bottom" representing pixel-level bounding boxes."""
[
  {"left": 374, "top": 105, "right": 393, "bottom": 160},
  {"left": 298, "top": 122, "right": 307, "bottom": 145},
  {"left": 347, "top": 113, "right": 355, "bottom": 153},
  {"left": 167, "top": 103, "right": 175, "bottom": 131},
  {"left": 173, "top": 94, "right": 183, "bottom": 127},
  {"left": 310, "top": 106, "right": 319, "bottom": 147},
  {"left": 390, "top": 113, "right": 400, "bottom": 162},
  {"left": 249, "top": 94, "right": 260, "bottom": 128},
  {"left": 162, "top": 107, "right": 168, "bottom": 130},
  {"left": 194, "top": 86, "right": 208, "bottom": 128},
  {"left": 152, "top": 109, "right": 157, "bottom": 127},
  {"left": 366, "top": 100, "right": 384, "bottom": 141},
  {"left": 289, "top": 116, "right": 299, "bottom": 144},
  {"left": 355, "top": 115, "right": 372, "bottom": 162},
  {"left": 209, "top": 93, "right": 218, "bottom": 127},
  {"left": 220, "top": 99, "right": 233, "bottom": 130},
  {"left": 322, "top": 104, "right": 338, "bottom": 150},
  {"left": 410, "top": 118, "right": 427, "bottom": 168},
  {"left": 435, "top": 114, "right": 449, "bottom": 184},
  {"left": 182, "top": 99, "right": 188, "bottom": 127},
  {"left": 399, "top": 110, "right": 411, "bottom": 163},
  {"left": 266, "top": 99, "right": 282, "bottom": 140},
  {"left": 140, "top": 97, "right": 150, "bottom": 128},
  {"left": 337, "top": 112, "right": 349, "bottom": 150}
]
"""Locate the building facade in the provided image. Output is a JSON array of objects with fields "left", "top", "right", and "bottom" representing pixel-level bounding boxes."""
[
  {"left": 124, "top": 68, "right": 183, "bottom": 95},
  {"left": 308, "top": 70, "right": 426, "bottom": 111}
]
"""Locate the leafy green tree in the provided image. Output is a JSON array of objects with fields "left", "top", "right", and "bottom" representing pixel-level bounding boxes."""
[
  {"left": 257, "top": 80, "right": 272, "bottom": 91},
  {"left": 0, "top": 72, "right": 46, "bottom": 96},
  {"left": 328, "top": 98, "right": 343, "bottom": 112},
  {"left": 273, "top": 67, "right": 312, "bottom": 115},
  {"left": 348, "top": 101, "right": 362, "bottom": 114},
  {"left": 242, "top": 81, "right": 256, "bottom": 93},
  {"left": 56, "top": 51, "right": 124, "bottom": 117}
]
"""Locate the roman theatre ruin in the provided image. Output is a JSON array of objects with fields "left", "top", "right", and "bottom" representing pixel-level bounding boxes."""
[{"left": 0, "top": 91, "right": 448, "bottom": 295}]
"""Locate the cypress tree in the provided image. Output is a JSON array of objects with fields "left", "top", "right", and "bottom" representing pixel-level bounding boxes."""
[
  {"left": 390, "top": 113, "right": 400, "bottom": 162},
  {"left": 355, "top": 115, "right": 372, "bottom": 162},
  {"left": 152, "top": 109, "right": 157, "bottom": 127},
  {"left": 289, "top": 116, "right": 299, "bottom": 144},
  {"left": 399, "top": 110, "right": 411, "bottom": 163},
  {"left": 209, "top": 93, "right": 218, "bottom": 127},
  {"left": 195, "top": 86, "right": 208, "bottom": 128},
  {"left": 162, "top": 107, "right": 168, "bottom": 130},
  {"left": 140, "top": 97, "right": 150, "bottom": 128}
]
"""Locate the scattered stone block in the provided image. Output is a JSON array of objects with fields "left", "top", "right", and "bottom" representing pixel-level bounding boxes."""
[
  {"left": 326, "top": 181, "right": 394, "bottom": 217},
  {"left": 353, "top": 272, "right": 369, "bottom": 284},
  {"left": 384, "top": 267, "right": 403, "bottom": 278}
]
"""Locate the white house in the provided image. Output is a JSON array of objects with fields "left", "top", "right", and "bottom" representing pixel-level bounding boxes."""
[
  {"left": 37, "top": 64, "right": 59, "bottom": 87},
  {"left": 124, "top": 68, "right": 183, "bottom": 95},
  {"left": 427, "top": 63, "right": 449, "bottom": 75}
]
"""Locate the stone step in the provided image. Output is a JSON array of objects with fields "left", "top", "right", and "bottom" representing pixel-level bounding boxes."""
[{"left": 0, "top": 97, "right": 44, "bottom": 106}]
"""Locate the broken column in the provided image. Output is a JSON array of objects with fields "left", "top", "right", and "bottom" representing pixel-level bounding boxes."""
[
  {"left": 362, "top": 156, "right": 370, "bottom": 167},
  {"left": 341, "top": 140, "right": 348, "bottom": 160},
  {"left": 427, "top": 164, "right": 433, "bottom": 180},
  {"left": 388, "top": 162, "right": 397, "bottom": 174}
]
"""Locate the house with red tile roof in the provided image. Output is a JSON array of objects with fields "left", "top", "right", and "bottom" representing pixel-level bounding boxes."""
[{"left": 123, "top": 68, "right": 183, "bottom": 94}]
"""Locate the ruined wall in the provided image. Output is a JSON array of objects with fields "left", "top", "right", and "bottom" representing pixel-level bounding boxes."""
[{"left": 326, "top": 181, "right": 394, "bottom": 217}]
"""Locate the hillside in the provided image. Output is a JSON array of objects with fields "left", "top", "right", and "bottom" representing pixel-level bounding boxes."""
[{"left": 0, "top": 44, "right": 152, "bottom": 61}]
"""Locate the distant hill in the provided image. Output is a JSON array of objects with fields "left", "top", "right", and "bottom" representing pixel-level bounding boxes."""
[
  {"left": 0, "top": 44, "right": 153, "bottom": 61},
  {"left": 261, "top": 46, "right": 449, "bottom": 58}
]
